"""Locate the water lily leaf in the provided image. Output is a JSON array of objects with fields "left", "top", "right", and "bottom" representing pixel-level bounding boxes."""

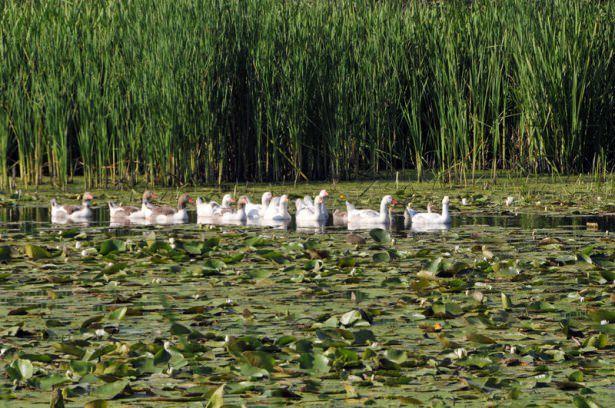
[
  {"left": 70, "top": 360, "right": 95, "bottom": 376},
  {"left": 262, "top": 387, "right": 301, "bottom": 399},
  {"left": 204, "top": 384, "right": 225, "bottom": 408},
  {"left": 572, "top": 395, "right": 600, "bottom": 408},
  {"left": 338, "top": 257, "right": 356, "bottom": 268},
  {"left": 92, "top": 379, "right": 129, "bottom": 399},
  {"left": 106, "top": 307, "right": 127, "bottom": 321},
  {"left": 102, "top": 263, "right": 127, "bottom": 275},
  {"left": 352, "top": 329, "right": 376, "bottom": 345},
  {"left": 25, "top": 244, "right": 51, "bottom": 259},
  {"left": 203, "top": 237, "right": 221, "bottom": 249},
  {"left": 369, "top": 229, "right": 390, "bottom": 243},
  {"left": 372, "top": 252, "right": 390, "bottom": 263},
  {"left": 599, "top": 269, "right": 615, "bottom": 282},
  {"left": 80, "top": 315, "right": 104, "bottom": 333},
  {"left": 246, "top": 269, "right": 271, "bottom": 280},
  {"left": 340, "top": 310, "right": 362, "bottom": 326},
  {"left": 384, "top": 349, "right": 408, "bottom": 364},
  {"left": 99, "top": 239, "right": 126, "bottom": 256},
  {"left": 239, "top": 364, "right": 269, "bottom": 379},
  {"left": 203, "top": 259, "right": 226, "bottom": 271},
  {"left": 223, "top": 253, "right": 244, "bottom": 264},
  {"left": 170, "top": 322, "right": 192, "bottom": 335},
  {"left": 154, "top": 349, "right": 172, "bottom": 366},
  {"left": 527, "top": 301, "right": 556, "bottom": 312},
  {"left": 38, "top": 374, "right": 70, "bottom": 391},
  {"left": 463, "top": 356, "right": 493, "bottom": 368},
  {"left": 304, "top": 259, "right": 324, "bottom": 272},
  {"left": 89, "top": 344, "right": 116, "bottom": 361},
  {"left": 588, "top": 309, "right": 615, "bottom": 323},
  {"left": 7, "top": 359, "right": 33, "bottom": 381},
  {"left": 466, "top": 332, "right": 496, "bottom": 344},
  {"left": 568, "top": 370, "right": 584, "bottom": 382},
  {"left": 53, "top": 342, "right": 85, "bottom": 359},
  {"left": 19, "top": 353, "right": 53, "bottom": 363},
  {"left": 299, "top": 352, "right": 330, "bottom": 373},
  {"left": 243, "top": 351, "right": 275, "bottom": 371}
]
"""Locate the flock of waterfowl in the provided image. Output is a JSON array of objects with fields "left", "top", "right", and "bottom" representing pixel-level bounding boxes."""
[{"left": 49, "top": 190, "right": 456, "bottom": 230}]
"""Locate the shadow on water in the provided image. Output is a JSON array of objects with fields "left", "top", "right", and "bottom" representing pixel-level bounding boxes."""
[{"left": 0, "top": 205, "right": 613, "bottom": 233}]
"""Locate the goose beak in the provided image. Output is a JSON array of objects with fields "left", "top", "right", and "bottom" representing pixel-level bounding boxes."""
[
  {"left": 391, "top": 199, "right": 398, "bottom": 206},
  {"left": 152, "top": 193, "right": 158, "bottom": 199},
  {"left": 188, "top": 197, "right": 195, "bottom": 204}
]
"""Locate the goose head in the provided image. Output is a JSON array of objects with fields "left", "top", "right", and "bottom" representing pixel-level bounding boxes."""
[
  {"left": 442, "top": 196, "right": 450, "bottom": 206},
  {"left": 237, "top": 196, "right": 248, "bottom": 209},
  {"left": 381, "top": 195, "right": 397, "bottom": 207},
  {"left": 143, "top": 190, "right": 157, "bottom": 203},
  {"left": 82, "top": 192, "right": 94, "bottom": 206},
  {"left": 262, "top": 191, "right": 273, "bottom": 206},
  {"left": 279, "top": 195, "right": 289, "bottom": 208},
  {"left": 221, "top": 194, "right": 235, "bottom": 207},
  {"left": 178, "top": 194, "right": 194, "bottom": 209}
]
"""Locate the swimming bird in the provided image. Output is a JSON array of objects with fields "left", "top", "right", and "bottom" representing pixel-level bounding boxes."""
[
  {"left": 298, "top": 190, "right": 329, "bottom": 221},
  {"left": 109, "top": 191, "right": 157, "bottom": 219},
  {"left": 346, "top": 195, "right": 397, "bottom": 225},
  {"left": 332, "top": 209, "right": 348, "bottom": 226},
  {"left": 51, "top": 192, "right": 94, "bottom": 221},
  {"left": 217, "top": 196, "right": 248, "bottom": 222},
  {"left": 264, "top": 194, "right": 291, "bottom": 221},
  {"left": 295, "top": 190, "right": 329, "bottom": 221},
  {"left": 149, "top": 193, "right": 193, "bottom": 224},
  {"left": 296, "top": 196, "right": 328, "bottom": 225},
  {"left": 196, "top": 194, "right": 235, "bottom": 217},
  {"left": 406, "top": 196, "right": 451, "bottom": 225},
  {"left": 244, "top": 192, "right": 273, "bottom": 219}
]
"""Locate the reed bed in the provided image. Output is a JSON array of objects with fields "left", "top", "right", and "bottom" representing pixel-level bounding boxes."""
[{"left": 0, "top": 0, "right": 613, "bottom": 187}]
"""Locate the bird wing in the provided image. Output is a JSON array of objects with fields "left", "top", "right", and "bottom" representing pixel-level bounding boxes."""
[
  {"left": 63, "top": 205, "right": 83, "bottom": 215},
  {"left": 151, "top": 205, "right": 176, "bottom": 216}
]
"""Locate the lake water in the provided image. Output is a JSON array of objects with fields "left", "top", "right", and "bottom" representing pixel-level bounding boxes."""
[{"left": 0, "top": 205, "right": 613, "bottom": 233}]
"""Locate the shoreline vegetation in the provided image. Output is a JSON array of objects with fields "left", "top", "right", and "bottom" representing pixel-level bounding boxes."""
[{"left": 1, "top": 0, "right": 613, "bottom": 188}]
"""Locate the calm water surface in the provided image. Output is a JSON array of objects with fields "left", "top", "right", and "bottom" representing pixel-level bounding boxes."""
[{"left": 0, "top": 205, "right": 612, "bottom": 234}]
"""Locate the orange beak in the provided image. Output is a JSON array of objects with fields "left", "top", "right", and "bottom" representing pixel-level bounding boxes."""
[
  {"left": 188, "top": 197, "right": 195, "bottom": 204},
  {"left": 152, "top": 193, "right": 158, "bottom": 199},
  {"left": 391, "top": 199, "right": 398, "bottom": 206},
  {"left": 229, "top": 198, "right": 236, "bottom": 203}
]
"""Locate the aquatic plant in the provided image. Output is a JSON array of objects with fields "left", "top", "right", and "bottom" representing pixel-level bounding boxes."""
[{"left": 0, "top": 0, "right": 613, "bottom": 187}]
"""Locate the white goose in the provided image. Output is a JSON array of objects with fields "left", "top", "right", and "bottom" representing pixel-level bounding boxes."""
[
  {"left": 196, "top": 194, "right": 235, "bottom": 217},
  {"left": 109, "top": 191, "right": 157, "bottom": 220},
  {"left": 346, "top": 195, "right": 397, "bottom": 225},
  {"left": 296, "top": 196, "right": 327, "bottom": 225},
  {"left": 245, "top": 192, "right": 273, "bottom": 219},
  {"left": 51, "top": 192, "right": 94, "bottom": 221},
  {"left": 264, "top": 195, "right": 291, "bottom": 221},
  {"left": 217, "top": 197, "right": 248, "bottom": 223},
  {"left": 404, "top": 202, "right": 431, "bottom": 223},
  {"left": 148, "top": 194, "right": 193, "bottom": 224},
  {"left": 298, "top": 190, "right": 329, "bottom": 221},
  {"left": 406, "top": 196, "right": 451, "bottom": 225}
]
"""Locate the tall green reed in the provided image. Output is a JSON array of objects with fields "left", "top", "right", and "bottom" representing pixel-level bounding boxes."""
[{"left": 0, "top": 0, "right": 612, "bottom": 188}]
